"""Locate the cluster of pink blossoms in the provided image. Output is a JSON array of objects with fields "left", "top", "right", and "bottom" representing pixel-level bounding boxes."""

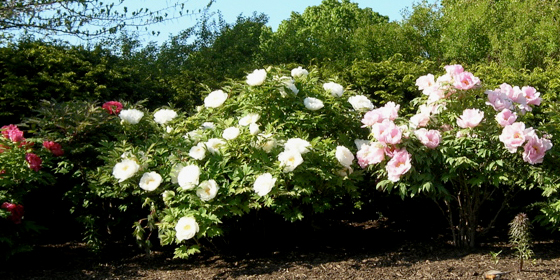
[
  {"left": 415, "top": 64, "right": 480, "bottom": 104},
  {"left": 357, "top": 102, "right": 413, "bottom": 182},
  {"left": 1, "top": 125, "right": 65, "bottom": 172},
  {"left": 357, "top": 64, "right": 553, "bottom": 183},
  {"left": 486, "top": 84, "right": 552, "bottom": 164}
]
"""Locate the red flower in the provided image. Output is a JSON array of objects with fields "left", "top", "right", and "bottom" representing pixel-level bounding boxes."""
[
  {"left": 25, "top": 153, "right": 42, "bottom": 171},
  {"left": 102, "top": 101, "right": 123, "bottom": 115},
  {"left": 1, "top": 124, "right": 25, "bottom": 143},
  {"left": 1, "top": 202, "right": 24, "bottom": 224},
  {"left": 43, "top": 141, "right": 64, "bottom": 156}
]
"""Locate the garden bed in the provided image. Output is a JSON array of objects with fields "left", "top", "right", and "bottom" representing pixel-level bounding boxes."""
[{"left": 2, "top": 216, "right": 559, "bottom": 280}]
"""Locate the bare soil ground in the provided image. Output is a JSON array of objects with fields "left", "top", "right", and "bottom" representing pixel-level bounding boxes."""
[{"left": 2, "top": 215, "right": 559, "bottom": 280}]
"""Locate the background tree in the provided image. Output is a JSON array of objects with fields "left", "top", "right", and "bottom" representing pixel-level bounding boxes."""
[{"left": 0, "top": 0, "right": 213, "bottom": 40}]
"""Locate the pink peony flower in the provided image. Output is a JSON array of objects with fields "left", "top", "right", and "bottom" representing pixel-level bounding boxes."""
[
  {"left": 414, "top": 128, "right": 441, "bottom": 149},
  {"left": 426, "top": 87, "right": 446, "bottom": 103},
  {"left": 444, "top": 64, "right": 464, "bottom": 76},
  {"left": 521, "top": 86, "right": 542, "bottom": 106},
  {"left": 386, "top": 149, "right": 412, "bottom": 182},
  {"left": 43, "top": 141, "right": 64, "bottom": 157},
  {"left": 372, "top": 120, "right": 402, "bottom": 145},
  {"left": 453, "top": 71, "right": 480, "bottom": 90},
  {"left": 457, "top": 109, "right": 484, "bottom": 128},
  {"left": 499, "top": 122, "right": 529, "bottom": 153},
  {"left": 2, "top": 202, "right": 24, "bottom": 224},
  {"left": 383, "top": 102, "right": 400, "bottom": 121},
  {"left": 361, "top": 102, "right": 400, "bottom": 127},
  {"left": 495, "top": 109, "right": 517, "bottom": 127},
  {"left": 485, "top": 90, "right": 513, "bottom": 112},
  {"left": 25, "top": 153, "right": 42, "bottom": 171},
  {"left": 102, "top": 101, "right": 123, "bottom": 115},
  {"left": 356, "top": 142, "right": 386, "bottom": 168},
  {"left": 522, "top": 134, "right": 553, "bottom": 164},
  {"left": 415, "top": 74, "right": 436, "bottom": 93},
  {"left": 409, "top": 113, "right": 431, "bottom": 128},
  {"left": 1, "top": 124, "right": 25, "bottom": 143},
  {"left": 361, "top": 110, "right": 384, "bottom": 127}
]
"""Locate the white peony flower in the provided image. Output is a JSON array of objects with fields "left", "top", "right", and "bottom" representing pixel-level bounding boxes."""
[
  {"left": 170, "top": 163, "right": 184, "bottom": 184},
  {"left": 278, "top": 150, "right": 304, "bottom": 172},
  {"left": 348, "top": 95, "right": 374, "bottom": 111},
  {"left": 303, "top": 97, "right": 324, "bottom": 111},
  {"left": 119, "top": 109, "right": 144, "bottom": 124},
  {"left": 177, "top": 164, "right": 200, "bottom": 190},
  {"left": 204, "top": 90, "right": 228, "bottom": 108},
  {"left": 112, "top": 158, "right": 140, "bottom": 183},
  {"left": 206, "top": 138, "right": 226, "bottom": 154},
  {"left": 323, "top": 82, "right": 344, "bottom": 97},
  {"left": 201, "top": 122, "right": 215, "bottom": 130},
  {"left": 222, "top": 127, "right": 240, "bottom": 140},
  {"left": 196, "top": 180, "right": 219, "bottom": 201},
  {"left": 175, "top": 217, "right": 199, "bottom": 241},
  {"left": 139, "top": 171, "right": 162, "bottom": 191},
  {"left": 189, "top": 143, "right": 206, "bottom": 160},
  {"left": 154, "top": 109, "right": 177, "bottom": 124},
  {"left": 286, "top": 82, "right": 299, "bottom": 95},
  {"left": 284, "top": 138, "right": 311, "bottom": 154},
  {"left": 239, "top": 113, "right": 260, "bottom": 126},
  {"left": 249, "top": 123, "right": 260, "bottom": 135},
  {"left": 246, "top": 69, "right": 267, "bottom": 86},
  {"left": 166, "top": 126, "right": 173, "bottom": 133},
  {"left": 253, "top": 173, "right": 277, "bottom": 196},
  {"left": 291, "top": 66, "right": 309, "bottom": 78},
  {"left": 335, "top": 146, "right": 355, "bottom": 168}
]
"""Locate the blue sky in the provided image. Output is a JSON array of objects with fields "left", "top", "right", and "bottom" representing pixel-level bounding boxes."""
[{"left": 126, "top": 0, "right": 430, "bottom": 45}]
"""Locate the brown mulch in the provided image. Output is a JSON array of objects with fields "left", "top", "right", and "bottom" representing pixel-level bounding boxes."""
[{"left": 1, "top": 217, "right": 559, "bottom": 280}]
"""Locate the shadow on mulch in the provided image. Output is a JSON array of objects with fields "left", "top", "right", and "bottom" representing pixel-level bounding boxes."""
[{"left": 2, "top": 206, "right": 560, "bottom": 279}]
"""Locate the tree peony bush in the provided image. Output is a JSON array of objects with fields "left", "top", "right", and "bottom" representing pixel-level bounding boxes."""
[
  {"left": 0, "top": 124, "right": 59, "bottom": 258},
  {"left": 357, "top": 64, "right": 557, "bottom": 247},
  {"left": 89, "top": 67, "right": 370, "bottom": 258}
]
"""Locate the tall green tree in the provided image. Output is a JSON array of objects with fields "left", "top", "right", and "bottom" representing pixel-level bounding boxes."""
[
  {"left": 440, "top": 0, "right": 560, "bottom": 68},
  {"left": 260, "top": 0, "right": 388, "bottom": 69}
]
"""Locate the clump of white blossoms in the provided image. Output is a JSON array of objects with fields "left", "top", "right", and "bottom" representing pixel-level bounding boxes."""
[
  {"left": 196, "top": 180, "right": 219, "bottom": 201},
  {"left": 323, "top": 82, "right": 344, "bottom": 97},
  {"left": 278, "top": 149, "right": 304, "bottom": 172},
  {"left": 205, "top": 138, "right": 226, "bottom": 154},
  {"left": 189, "top": 143, "right": 206, "bottom": 160},
  {"left": 154, "top": 109, "right": 178, "bottom": 124},
  {"left": 177, "top": 164, "right": 200, "bottom": 190},
  {"left": 246, "top": 69, "right": 267, "bottom": 86},
  {"left": 175, "top": 217, "right": 199, "bottom": 241},
  {"left": 204, "top": 90, "right": 228, "bottom": 108},
  {"left": 284, "top": 138, "right": 311, "bottom": 154},
  {"left": 112, "top": 158, "right": 140, "bottom": 182},
  {"left": 348, "top": 95, "right": 375, "bottom": 111},
  {"left": 253, "top": 173, "right": 277, "bottom": 196},
  {"left": 119, "top": 109, "right": 144, "bottom": 124},
  {"left": 222, "top": 127, "right": 240, "bottom": 140},
  {"left": 239, "top": 113, "right": 260, "bottom": 126},
  {"left": 139, "top": 171, "right": 162, "bottom": 191},
  {"left": 335, "top": 146, "right": 355, "bottom": 168},
  {"left": 249, "top": 123, "right": 260, "bottom": 135},
  {"left": 304, "top": 97, "right": 324, "bottom": 111},
  {"left": 291, "top": 66, "right": 309, "bottom": 78}
]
